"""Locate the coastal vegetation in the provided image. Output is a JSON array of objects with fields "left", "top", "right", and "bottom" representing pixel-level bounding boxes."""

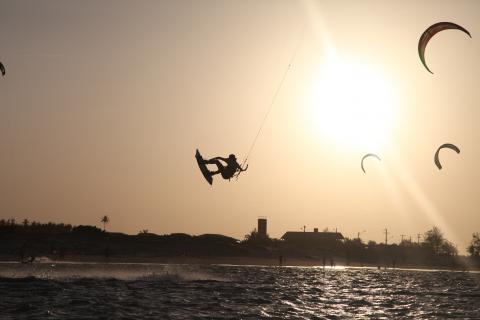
[{"left": 0, "top": 218, "right": 479, "bottom": 269}]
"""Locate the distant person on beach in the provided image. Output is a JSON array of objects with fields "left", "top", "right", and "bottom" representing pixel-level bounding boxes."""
[{"left": 19, "top": 243, "right": 26, "bottom": 262}]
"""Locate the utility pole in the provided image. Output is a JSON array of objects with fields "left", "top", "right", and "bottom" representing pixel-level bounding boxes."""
[
  {"left": 417, "top": 233, "right": 422, "bottom": 245},
  {"left": 303, "top": 225, "right": 306, "bottom": 233},
  {"left": 400, "top": 234, "right": 406, "bottom": 243},
  {"left": 384, "top": 228, "right": 389, "bottom": 245}
]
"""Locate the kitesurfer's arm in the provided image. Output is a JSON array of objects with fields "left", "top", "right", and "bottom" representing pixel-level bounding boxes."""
[{"left": 237, "top": 163, "right": 248, "bottom": 172}]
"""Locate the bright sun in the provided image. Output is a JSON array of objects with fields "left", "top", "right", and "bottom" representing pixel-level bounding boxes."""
[{"left": 309, "top": 54, "right": 396, "bottom": 151}]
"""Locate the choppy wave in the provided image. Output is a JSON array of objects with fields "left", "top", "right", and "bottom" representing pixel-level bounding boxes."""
[
  {"left": 0, "top": 262, "right": 228, "bottom": 282},
  {"left": 0, "top": 263, "right": 479, "bottom": 319}
]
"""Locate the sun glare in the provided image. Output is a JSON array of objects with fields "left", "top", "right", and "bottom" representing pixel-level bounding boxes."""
[{"left": 309, "top": 54, "right": 396, "bottom": 151}]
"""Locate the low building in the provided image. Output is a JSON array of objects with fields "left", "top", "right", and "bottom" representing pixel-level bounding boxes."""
[{"left": 281, "top": 228, "right": 344, "bottom": 248}]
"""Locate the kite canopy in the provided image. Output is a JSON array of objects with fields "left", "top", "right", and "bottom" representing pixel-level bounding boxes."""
[
  {"left": 361, "top": 153, "right": 381, "bottom": 173},
  {"left": 434, "top": 143, "right": 460, "bottom": 170},
  {"left": 418, "top": 22, "right": 471, "bottom": 74}
]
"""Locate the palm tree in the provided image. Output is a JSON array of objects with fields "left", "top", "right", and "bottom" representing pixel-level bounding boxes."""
[{"left": 101, "top": 215, "right": 109, "bottom": 232}]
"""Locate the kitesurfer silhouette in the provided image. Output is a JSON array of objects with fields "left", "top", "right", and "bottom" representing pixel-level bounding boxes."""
[
  {"left": 195, "top": 150, "right": 248, "bottom": 185},
  {"left": 204, "top": 154, "right": 248, "bottom": 180}
]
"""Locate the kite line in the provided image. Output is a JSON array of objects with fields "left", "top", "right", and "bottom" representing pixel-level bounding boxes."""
[{"left": 237, "top": 25, "right": 306, "bottom": 177}]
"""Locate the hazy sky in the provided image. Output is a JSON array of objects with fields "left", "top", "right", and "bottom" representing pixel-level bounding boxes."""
[{"left": 1, "top": 0, "right": 480, "bottom": 252}]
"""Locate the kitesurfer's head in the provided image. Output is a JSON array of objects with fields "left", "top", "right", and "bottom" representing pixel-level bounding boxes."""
[{"left": 229, "top": 154, "right": 236, "bottom": 161}]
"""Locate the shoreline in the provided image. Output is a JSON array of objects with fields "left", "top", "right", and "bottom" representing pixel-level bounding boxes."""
[{"left": 1, "top": 255, "right": 479, "bottom": 272}]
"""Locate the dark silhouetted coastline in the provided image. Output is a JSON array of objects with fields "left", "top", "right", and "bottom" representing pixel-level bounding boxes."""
[{"left": 1, "top": 218, "right": 479, "bottom": 270}]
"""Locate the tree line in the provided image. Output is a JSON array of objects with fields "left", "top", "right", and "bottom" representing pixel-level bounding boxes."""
[{"left": 0, "top": 218, "right": 104, "bottom": 234}]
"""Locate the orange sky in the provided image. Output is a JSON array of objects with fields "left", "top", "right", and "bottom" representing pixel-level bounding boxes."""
[{"left": 1, "top": 0, "right": 480, "bottom": 253}]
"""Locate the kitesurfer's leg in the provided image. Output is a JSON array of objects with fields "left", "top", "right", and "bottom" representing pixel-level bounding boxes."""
[{"left": 205, "top": 159, "right": 224, "bottom": 176}]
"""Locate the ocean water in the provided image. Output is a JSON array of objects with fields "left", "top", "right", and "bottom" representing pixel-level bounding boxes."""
[{"left": 0, "top": 262, "right": 479, "bottom": 319}]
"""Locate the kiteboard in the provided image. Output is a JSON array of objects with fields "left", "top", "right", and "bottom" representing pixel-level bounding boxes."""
[{"left": 196, "top": 149, "right": 213, "bottom": 185}]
